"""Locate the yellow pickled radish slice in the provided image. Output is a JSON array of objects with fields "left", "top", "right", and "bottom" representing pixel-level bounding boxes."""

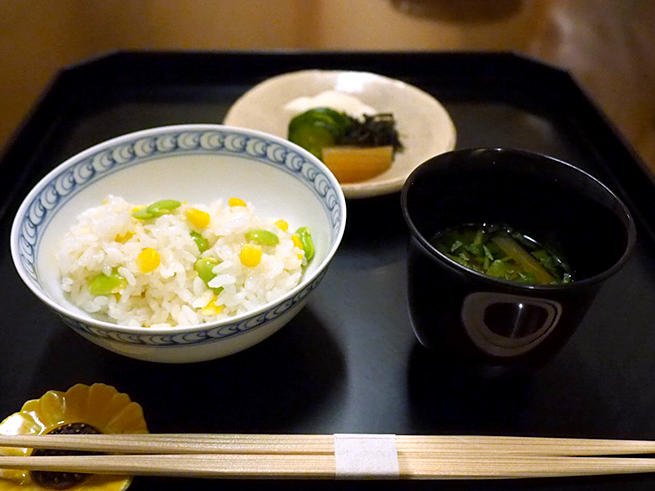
[{"left": 321, "top": 145, "right": 393, "bottom": 183}]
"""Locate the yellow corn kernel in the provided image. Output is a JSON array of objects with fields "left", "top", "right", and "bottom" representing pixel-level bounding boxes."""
[
  {"left": 202, "top": 296, "right": 224, "bottom": 315},
  {"left": 229, "top": 197, "right": 247, "bottom": 207},
  {"left": 291, "top": 234, "right": 304, "bottom": 261},
  {"left": 292, "top": 234, "right": 303, "bottom": 250},
  {"left": 240, "top": 244, "right": 262, "bottom": 267},
  {"left": 274, "top": 219, "right": 289, "bottom": 231},
  {"left": 186, "top": 207, "right": 210, "bottom": 228},
  {"left": 114, "top": 231, "right": 134, "bottom": 243},
  {"left": 136, "top": 248, "right": 160, "bottom": 273}
]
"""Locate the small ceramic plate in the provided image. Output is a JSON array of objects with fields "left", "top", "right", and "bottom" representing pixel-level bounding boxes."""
[{"left": 224, "top": 70, "right": 457, "bottom": 199}]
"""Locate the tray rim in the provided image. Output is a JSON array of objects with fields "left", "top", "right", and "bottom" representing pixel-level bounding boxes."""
[{"left": 1, "top": 50, "right": 653, "bottom": 242}]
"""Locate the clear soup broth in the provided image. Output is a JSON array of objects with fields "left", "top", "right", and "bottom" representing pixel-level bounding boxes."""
[{"left": 431, "top": 223, "right": 572, "bottom": 286}]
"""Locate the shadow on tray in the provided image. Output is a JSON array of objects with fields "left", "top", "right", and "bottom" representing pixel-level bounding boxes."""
[
  {"left": 30, "top": 307, "right": 345, "bottom": 433},
  {"left": 341, "top": 193, "right": 407, "bottom": 250},
  {"left": 405, "top": 342, "right": 536, "bottom": 435}
]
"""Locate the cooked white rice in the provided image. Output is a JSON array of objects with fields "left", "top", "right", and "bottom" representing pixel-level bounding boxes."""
[{"left": 57, "top": 195, "right": 307, "bottom": 327}]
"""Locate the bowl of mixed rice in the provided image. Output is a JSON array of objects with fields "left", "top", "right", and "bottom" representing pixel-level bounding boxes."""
[{"left": 11, "top": 124, "right": 346, "bottom": 363}]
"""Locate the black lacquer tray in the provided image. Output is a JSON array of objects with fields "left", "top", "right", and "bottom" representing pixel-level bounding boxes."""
[{"left": 1, "top": 51, "right": 654, "bottom": 490}]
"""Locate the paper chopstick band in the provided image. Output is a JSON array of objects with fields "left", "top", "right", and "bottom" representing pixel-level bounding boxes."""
[{"left": 333, "top": 434, "right": 399, "bottom": 479}]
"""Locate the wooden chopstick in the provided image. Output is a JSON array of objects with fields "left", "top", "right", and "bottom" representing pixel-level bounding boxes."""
[
  {"left": 2, "top": 434, "right": 655, "bottom": 457},
  {"left": 2, "top": 454, "right": 655, "bottom": 479},
  {"left": 3, "top": 434, "right": 655, "bottom": 480}
]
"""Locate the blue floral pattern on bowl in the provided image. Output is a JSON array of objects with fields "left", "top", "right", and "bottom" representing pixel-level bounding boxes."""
[{"left": 17, "top": 128, "right": 343, "bottom": 286}]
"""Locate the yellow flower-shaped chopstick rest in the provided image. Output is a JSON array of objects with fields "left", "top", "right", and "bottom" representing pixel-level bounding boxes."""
[{"left": 0, "top": 383, "right": 148, "bottom": 491}]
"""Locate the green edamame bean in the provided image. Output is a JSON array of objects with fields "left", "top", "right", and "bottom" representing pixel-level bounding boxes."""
[
  {"left": 147, "top": 199, "right": 181, "bottom": 216},
  {"left": 295, "top": 226, "right": 315, "bottom": 262},
  {"left": 132, "top": 199, "right": 181, "bottom": 219},
  {"left": 194, "top": 257, "right": 219, "bottom": 283},
  {"left": 88, "top": 270, "right": 127, "bottom": 296},
  {"left": 194, "top": 257, "right": 223, "bottom": 294},
  {"left": 190, "top": 231, "right": 209, "bottom": 252},
  {"left": 132, "top": 207, "right": 156, "bottom": 219},
  {"left": 245, "top": 229, "right": 279, "bottom": 246}
]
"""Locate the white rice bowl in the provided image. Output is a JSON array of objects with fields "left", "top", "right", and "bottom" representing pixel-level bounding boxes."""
[
  {"left": 11, "top": 124, "right": 346, "bottom": 363},
  {"left": 58, "top": 195, "right": 308, "bottom": 328}
]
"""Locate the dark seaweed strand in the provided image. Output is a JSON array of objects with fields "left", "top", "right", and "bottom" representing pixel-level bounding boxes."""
[
  {"left": 31, "top": 423, "right": 102, "bottom": 490},
  {"left": 341, "top": 113, "right": 404, "bottom": 152}
]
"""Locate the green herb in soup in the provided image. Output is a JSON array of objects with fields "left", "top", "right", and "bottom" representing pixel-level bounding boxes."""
[{"left": 431, "top": 224, "right": 572, "bottom": 285}]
